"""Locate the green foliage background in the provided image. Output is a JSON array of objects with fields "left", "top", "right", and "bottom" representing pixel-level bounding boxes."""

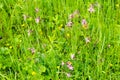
[{"left": 0, "top": 0, "right": 120, "bottom": 80}]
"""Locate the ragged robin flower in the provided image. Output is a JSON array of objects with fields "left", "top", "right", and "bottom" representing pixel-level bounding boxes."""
[
  {"left": 35, "top": 17, "right": 40, "bottom": 24},
  {"left": 70, "top": 54, "right": 75, "bottom": 60},
  {"left": 66, "top": 61, "right": 74, "bottom": 70},
  {"left": 28, "top": 48, "right": 35, "bottom": 54},
  {"left": 66, "top": 73, "right": 71, "bottom": 77},
  {"left": 81, "top": 19, "right": 88, "bottom": 29},
  {"left": 66, "top": 21, "right": 73, "bottom": 27},
  {"left": 88, "top": 4, "right": 95, "bottom": 13},
  {"left": 68, "top": 10, "right": 79, "bottom": 20}
]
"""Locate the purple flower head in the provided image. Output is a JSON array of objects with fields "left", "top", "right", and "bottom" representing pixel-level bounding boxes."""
[
  {"left": 82, "top": 19, "right": 87, "bottom": 25},
  {"left": 81, "top": 19, "right": 88, "bottom": 29},
  {"left": 67, "top": 65, "right": 74, "bottom": 70}
]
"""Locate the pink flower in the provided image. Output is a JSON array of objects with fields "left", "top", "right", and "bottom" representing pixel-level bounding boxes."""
[
  {"left": 66, "top": 21, "right": 73, "bottom": 27},
  {"left": 88, "top": 4, "right": 95, "bottom": 13},
  {"left": 69, "top": 14, "right": 74, "bottom": 20},
  {"left": 66, "top": 61, "right": 74, "bottom": 70},
  {"left": 82, "top": 19, "right": 87, "bottom": 25},
  {"left": 35, "top": 17, "right": 40, "bottom": 24},
  {"left": 66, "top": 73, "right": 71, "bottom": 77},
  {"left": 71, "top": 54, "right": 75, "bottom": 60},
  {"left": 68, "top": 10, "right": 79, "bottom": 20},
  {"left": 81, "top": 19, "right": 88, "bottom": 29},
  {"left": 28, "top": 48, "right": 35, "bottom": 54},
  {"left": 67, "top": 65, "right": 74, "bottom": 70}
]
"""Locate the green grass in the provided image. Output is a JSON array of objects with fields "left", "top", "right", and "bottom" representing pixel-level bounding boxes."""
[{"left": 0, "top": 0, "right": 120, "bottom": 80}]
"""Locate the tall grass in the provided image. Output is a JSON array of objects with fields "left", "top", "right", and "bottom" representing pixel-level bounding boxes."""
[{"left": 0, "top": 0, "right": 120, "bottom": 80}]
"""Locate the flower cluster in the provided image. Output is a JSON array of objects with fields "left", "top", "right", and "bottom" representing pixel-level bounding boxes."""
[
  {"left": 81, "top": 19, "right": 88, "bottom": 29},
  {"left": 66, "top": 10, "right": 80, "bottom": 27},
  {"left": 28, "top": 48, "right": 35, "bottom": 54},
  {"left": 66, "top": 61, "right": 74, "bottom": 70}
]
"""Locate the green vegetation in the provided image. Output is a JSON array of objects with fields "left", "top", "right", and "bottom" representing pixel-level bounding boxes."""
[{"left": 0, "top": 0, "right": 120, "bottom": 80}]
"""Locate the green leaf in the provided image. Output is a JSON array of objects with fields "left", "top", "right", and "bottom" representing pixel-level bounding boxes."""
[{"left": 40, "top": 65, "right": 46, "bottom": 73}]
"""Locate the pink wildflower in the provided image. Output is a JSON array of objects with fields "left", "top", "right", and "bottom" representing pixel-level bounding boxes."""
[
  {"left": 71, "top": 54, "right": 75, "bottom": 60},
  {"left": 81, "top": 19, "right": 88, "bottom": 29},
  {"left": 88, "top": 4, "right": 95, "bottom": 13},
  {"left": 35, "top": 17, "right": 40, "bottom": 24},
  {"left": 66, "top": 73, "right": 71, "bottom": 77},
  {"left": 66, "top": 61, "right": 74, "bottom": 70},
  {"left": 68, "top": 10, "right": 79, "bottom": 20},
  {"left": 66, "top": 21, "right": 73, "bottom": 27},
  {"left": 82, "top": 19, "right": 87, "bottom": 25},
  {"left": 69, "top": 14, "right": 74, "bottom": 20},
  {"left": 67, "top": 65, "right": 74, "bottom": 70},
  {"left": 28, "top": 48, "right": 35, "bottom": 54}
]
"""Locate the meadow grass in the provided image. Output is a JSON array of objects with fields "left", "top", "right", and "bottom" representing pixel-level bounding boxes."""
[{"left": 0, "top": 0, "right": 120, "bottom": 80}]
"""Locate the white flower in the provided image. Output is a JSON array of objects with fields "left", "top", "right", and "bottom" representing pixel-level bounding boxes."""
[
  {"left": 71, "top": 54, "right": 75, "bottom": 60},
  {"left": 85, "top": 37, "right": 90, "bottom": 43},
  {"left": 61, "top": 61, "right": 65, "bottom": 66}
]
